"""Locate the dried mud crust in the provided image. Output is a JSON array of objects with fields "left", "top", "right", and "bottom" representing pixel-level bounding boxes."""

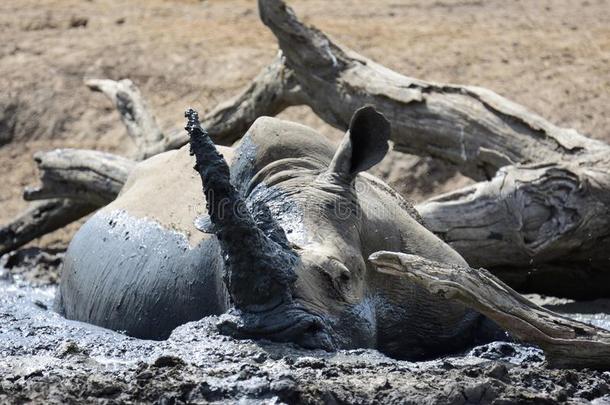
[{"left": 0, "top": 278, "right": 609, "bottom": 404}]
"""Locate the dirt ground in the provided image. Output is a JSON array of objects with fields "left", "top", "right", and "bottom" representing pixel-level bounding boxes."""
[{"left": 1, "top": 0, "right": 609, "bottom": 249}]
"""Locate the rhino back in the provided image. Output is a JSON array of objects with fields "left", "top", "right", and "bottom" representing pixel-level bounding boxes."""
[{"left": 55, "top": 146, "right": 232, "bottom": 339}]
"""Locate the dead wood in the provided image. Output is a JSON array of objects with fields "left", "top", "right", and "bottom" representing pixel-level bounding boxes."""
[
  {"left": 86, "top": 79, "right": 168, "bottom": 160},
  {"left": 24, "top": 149, "right": 135, "bottom": 206},
  {"left": 0, "top": 200, "right": 97, "bottom": 256},
  {"left": 416, "top": 160, "right": 610, "bottom": 273},
  {"left": 370, "top": 251, "right": 610, "bottom": 370}
]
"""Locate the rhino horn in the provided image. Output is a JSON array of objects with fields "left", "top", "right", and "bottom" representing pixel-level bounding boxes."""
[{"left": 185, "top": 108, "right": 297, "bottom": 311}]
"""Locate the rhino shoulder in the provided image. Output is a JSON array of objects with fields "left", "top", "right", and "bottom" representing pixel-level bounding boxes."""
[{"left": 105, "top": 144, "right": 235, "bottom": 247}]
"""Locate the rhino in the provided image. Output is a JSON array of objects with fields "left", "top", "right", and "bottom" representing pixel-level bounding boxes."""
[{"left": 56, "top": 107, "right": 500, "bottom": 360}]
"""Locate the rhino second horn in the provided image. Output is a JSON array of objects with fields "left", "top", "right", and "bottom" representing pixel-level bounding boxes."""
[{"left": 185, "top": 108, "right": 297, "bottom": 311}]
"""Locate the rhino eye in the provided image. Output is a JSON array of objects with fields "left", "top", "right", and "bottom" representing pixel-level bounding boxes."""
[{"left": 326, "top": 258, "right": 351, "bottom": 282}]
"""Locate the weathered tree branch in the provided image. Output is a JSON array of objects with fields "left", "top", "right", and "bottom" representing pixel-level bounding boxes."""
[
  {"left": 369, "top": 251, "right": 610, "bottom": 370},
  {"left": 24, "top": 149, "right": 135, "bottom": 206},
  {"left": 258, "top": 0, "right": 606, "bottom": 181},
  {"left": 167, "top": 52, "right": 307, "bottom": 148},
  {"left": 86, "top": 79, "right": 168, "bottom": 160},
  {"left": 0, "top": 200, "right": 97, "bottom": 256}
]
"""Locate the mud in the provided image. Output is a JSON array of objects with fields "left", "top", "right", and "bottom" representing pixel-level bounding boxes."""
[
  {"left": 0, "top": 247, "right": 63, "bottom": 287},
  {"left": 2, "top": 251, "right": 610, "bottom": 404},
  {"left": 55, "top": 209, "right": 226, "bottom": 340}
]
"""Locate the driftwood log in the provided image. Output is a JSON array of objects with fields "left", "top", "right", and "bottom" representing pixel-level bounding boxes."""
[
  {"left": 369, "top": 251, "right": 610, "bottom": 370},
  {"left": 0, "top": 200, "right": 96, "bottom": 256}
]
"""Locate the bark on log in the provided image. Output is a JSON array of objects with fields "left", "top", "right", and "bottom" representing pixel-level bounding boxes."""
[
  {"left": 24, "top": 149, "right": 135, "bottom": 206},
  {"left": 0, "top": 200, "right": 97, "bottom": 256},
  {"left": 415, "top": 157, "right": 610, "bottom": 298},
  {"left": 416, "top": 160, "right": 610, "bottom": 267},
  {"left": 369, "top": 251, "right": 610, "bottom": 370}
]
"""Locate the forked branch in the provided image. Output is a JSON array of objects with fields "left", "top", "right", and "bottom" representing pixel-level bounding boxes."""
[{"left": 370, "top": 251, "right": 610, "bottom": 370}]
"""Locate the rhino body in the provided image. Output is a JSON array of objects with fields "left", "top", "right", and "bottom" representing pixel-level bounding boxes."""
[{"left": 56, "top": 109, "right": 495, "bottom": 359}]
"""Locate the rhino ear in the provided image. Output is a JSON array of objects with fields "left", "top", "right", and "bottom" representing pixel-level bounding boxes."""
[{"left": 328, "top": 106, "right": 391, "bottom": 179}]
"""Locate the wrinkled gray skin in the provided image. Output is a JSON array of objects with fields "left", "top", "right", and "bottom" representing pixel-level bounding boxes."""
[{"left": 56, "top": 107, "right": 496, "bottom": 360}]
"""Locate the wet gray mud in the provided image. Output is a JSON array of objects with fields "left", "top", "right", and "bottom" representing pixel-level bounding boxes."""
[{"left": 1, "top": 254, "right": 610, "bottom": 404}]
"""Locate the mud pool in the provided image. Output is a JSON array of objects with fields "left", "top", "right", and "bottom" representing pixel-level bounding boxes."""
[{"left": 0, "top": 254, "right": 609, "bottom": 404}]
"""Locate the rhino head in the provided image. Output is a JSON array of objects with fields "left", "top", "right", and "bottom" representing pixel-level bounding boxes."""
[
  {"left": 187, "top": 107, "right": 392, "bottom": 350},
  {"left": 187, "top": 105, "right": 476, "bottom": 354}
]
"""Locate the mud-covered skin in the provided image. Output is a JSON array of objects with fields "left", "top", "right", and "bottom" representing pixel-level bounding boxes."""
[
  {"left": 56, "top": 211, "right": 226, "bottom": 339},
  {"left": 58, "top": 109, "right": 488, "bottom": 358},
  {"left": 202, "top": 110, "right": 483, "bottom": 358},
  {"left": 55, "top": 145, "right": 232, "bottom": 339}
]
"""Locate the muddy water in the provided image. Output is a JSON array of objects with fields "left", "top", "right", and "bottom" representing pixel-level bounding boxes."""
[{"left": 1, "top": 277, "right": 610, "bottom": 403}]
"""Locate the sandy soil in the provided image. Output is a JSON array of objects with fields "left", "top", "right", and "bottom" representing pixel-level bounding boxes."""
[{"left": 1, "top": 0, "right": 609, "bottom": 249}]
